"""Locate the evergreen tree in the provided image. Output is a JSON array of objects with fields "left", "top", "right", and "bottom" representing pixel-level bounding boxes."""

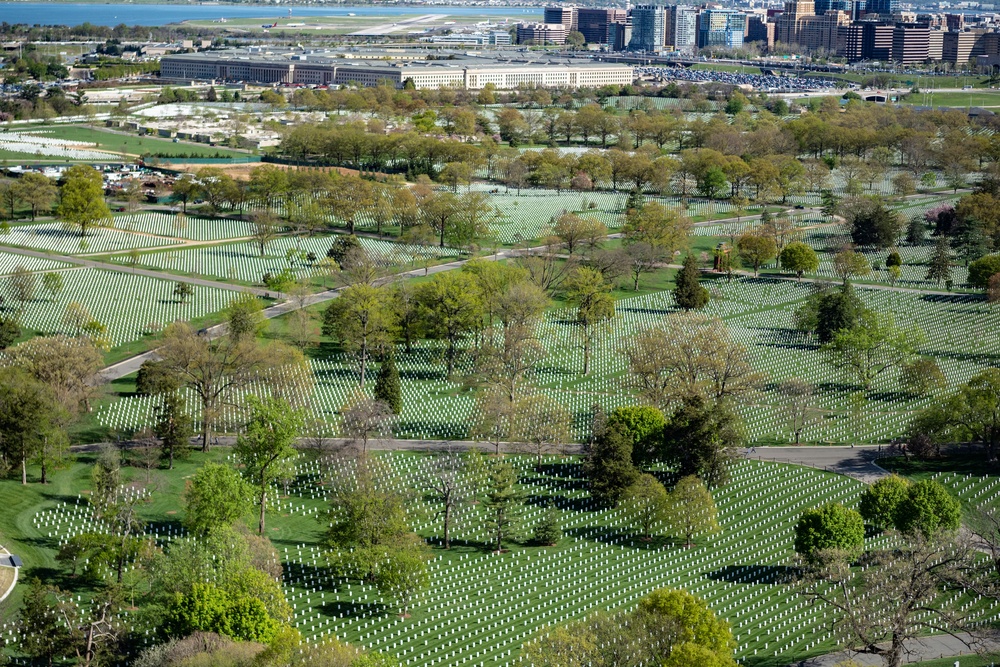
[
  {"left": 906, "top": 214, "right": 925, "bottom": 245},
  {"left": 626, "top": 188, "right": 644, "bottom": 213},
  {"left": 926, "top": 236, "right": 953, "bottom": 286},
  {"left": 482, "top": 458, "right": 523, "bottom": 551},
  {"left": 952, "top": 218, "right": 990, "bottom": 267},
  {"left": 585, "top": 422, "right": 639, "bottom": 506},
  {"left": 155, "top": 392, "right": 193, "bottom": 470},
  {"left": 815, "top": 281, "right": 866, "bottom": 343},
  {"left": 374, "top": 350, "right": 402, "bottom": 415},
  {"left": 532, "top": 502, "right": 562, "bottom": 546},
  {"left": 672, "top": 254, "right": 709, "bottom": 311},
  {"left": 18, "top": 578, "right": 74, "bottom": 666}
]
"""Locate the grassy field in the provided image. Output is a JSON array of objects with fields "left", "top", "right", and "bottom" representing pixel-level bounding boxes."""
[
  {"left": 42, "top": 125, "right": 250, "bottom": 158},
  {"left": 899, "top": 90, "right": 1000, "bottom": 108},
  {"left": 691, "top": 63, "right": 763, "bottom": 75},
  {"left": 0, "top": 448, "right": 907, "bottom": 666}
]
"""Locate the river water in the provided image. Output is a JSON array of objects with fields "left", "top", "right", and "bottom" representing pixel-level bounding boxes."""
[{"left": 0, "top": 2, "right": 540, "bottom": 27}]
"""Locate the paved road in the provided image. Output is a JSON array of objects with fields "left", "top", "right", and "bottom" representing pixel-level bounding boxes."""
[
  {"left": 793, "top": 633, "right": 996, "bottom": 666},
  {"left": 748, "top": 446, "right": 888, "bottom": 483},
  {"left": 97, "top": 244, "right": 535, "bottom": 382}
]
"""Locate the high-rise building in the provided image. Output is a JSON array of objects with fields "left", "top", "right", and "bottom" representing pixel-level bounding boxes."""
[
  {"left": 517, "top": 22, "right": 568, "bottom": 45},
  {"left": 610, "top": 20, "right": 632, "bottom": 50},
  {"left": 628, "top": 5, "right": 667, "bottom": 51},
  {"left": 861, "top": 21, "right": 893, "bottom": 59},
  {"left": 543, "top": 6, "right": 578, "bottom": 31},
  {"left": 942, "top": 29, "right": 986, "bottom": 64},
  {"left": 815, "top": 0, "right": 849, "bottom": 14},
  {"left": 666, "top": 5, "right": 699, "bottom": 53},
  {"left": 775, "top": 0, "right": 813, "bottom": 46},
  {"left": 698, "top": 8, "right": 746, "bottom": 48},
  {"left": 745, "top": 14, "right": 775, "bottom": 49},
  {"left": 864, "top": 0, "right": 898, "bottom": 18},
  {"left": 577, "top": 8, "right": 627, "bottom": 44},
  {"left": 892, "top": 22, "right": 930, "bottom": 63}
]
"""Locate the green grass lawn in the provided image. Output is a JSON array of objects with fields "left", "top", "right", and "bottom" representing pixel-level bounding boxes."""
[
  {"left": 0, "top": 448, "right": 906, "bottom": 666},
  {"left": 691, "top": 63, "right": 762, "bottom": 75},
  {"left": 31, "top": 125, "right": 250, "bottom": 159},
  {"left": 899, "top": 90, "right": 1000, "bottom": 108}
]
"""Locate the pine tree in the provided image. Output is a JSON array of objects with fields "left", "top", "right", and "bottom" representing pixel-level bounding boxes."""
[
  {"left": 155, "top": 392, "right": 193, "bottom": 470},
  {"left": 585, "top": 422, "right": 639, "bottom": 507},
  {"left": 374, "top": 350, "right": 403, "bottom": 415},
  {"left": 673, "top": 254, "right": 709, "bottom": 311},
  {"left": 952, "top": 218, "right": 989, "bottom": 267},
  {"left": 626, "top": 189, "right": 645, "bottom": 213},
  {"left": 533, "top": 502, "right": 562, "bottom": 546},
  {"left": 926, "top": 236, "right": 953, "bottom": 286}
]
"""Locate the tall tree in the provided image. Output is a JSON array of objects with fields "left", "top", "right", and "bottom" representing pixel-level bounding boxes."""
[
  {"left": 622, "top": 473, "right": 670, "bottom": 539},
  {"left": 673, "top": 254, "right": 709, "bottom": 310},
  {"left": 184, "top": 462, "right": 250, "bottom": 536},
  {"left": 323, "top": 284, "right": 397, "bottom": 387},
  {"left": 482, "top": 457, "right": 523, "bottom": 552},
  {"left": 156, "top": 322, "right": 312, "bottom": 450},
  {"left": 58, "top": 165, "right": 110, "bottom": 237},
  {"left": 563, "top": 267, "right": 615, "bottom": 376},
  {"left": 798, "top": 533, "right": 982, "bottom": 667},
  {"left": 794, "top": 502, "right": 865, "bottom": 563},
  {"left": 926, "top": 235, "right": 954, "bottom": 286},
  {"left": 585, "top": 422, "right": 639, "bottom": 507},
  {"left": 416, "top": 271, "right": 483, "bottom": 378},
  {"left": 821, "top": 311, "right": 923, "bottom": 391},
  {"left": 424, "top": 450, "right": 470, "bottom": 550},
  {"left": 235, "top": 395, "right": 304, "bottom": 536},
  {"left": 373, "top": 350, "right": 402, "bottom": 415},
  {"left": 326, "top": 174, "right": 373, "bottom": 235},
  {"left": 736, "top": 231, "right": 777, "bottom": 277},
  {"left": 154, "top": 391, "right": 192, "bottom": 470},
  {"left": 15, "top": 172, "right": 58, "bottom": 221},
  {"left": 0, "top": 366, "right": 60, "bottom": 484},
  {"left": 667, "top": 475, "right": 720, "bottom": 548},
  {"left": 625, "top": 314, "right": 764, "bottom": 410},
  {"left": 661, "top": 396, "right": 743, "bottom": 487}
]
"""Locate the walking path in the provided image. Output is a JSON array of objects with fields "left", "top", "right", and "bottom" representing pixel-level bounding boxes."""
[{"left": 793, "top": 632, "right": 996, "bottom": 666}]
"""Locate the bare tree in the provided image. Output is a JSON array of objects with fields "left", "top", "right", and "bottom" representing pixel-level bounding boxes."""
[
  {"left": 339, "top": 395, "right": 396, "bottom": 455},
  {"left": 424, "top": 450, "right": 470, "bottom": 549},
  {"left": 779, "top": 379, "right": 820, "bottom": 444},
  {"left": 517, "top": 394, "right": 571, "bottom": 465},
  {"left": 156, "top": 322, "right": 312, "bottom": 450},
  {"left": 129, "top": 428, "right": 161, "bottom": 483},
  {"left": 798, "top": 534, "right": 985, "bottom": 667},
  {"left": 624, "top": 313, "right": 765, "bottom": 411},
  {"left": 516, "top": 239, "right": 577, "bottom": 294}
]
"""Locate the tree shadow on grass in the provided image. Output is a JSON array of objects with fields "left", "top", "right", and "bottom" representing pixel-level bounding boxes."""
[
  {"left": 564, "top": 526, "right": 674, "bottom": 551},
  {"left": 316, "top": 600, "right": 387, "bottom": 619},
  {"left": 704, "top": 564, "right": 799, "bottom": 585},
  {"left": 23, "top": 564, "right": 96, "bottom": 592}
]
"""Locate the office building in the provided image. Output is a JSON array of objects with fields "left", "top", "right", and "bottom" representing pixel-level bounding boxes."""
[
  {"left": 865, "top": 0, "right": 898, "bottom": 18},
  {"left": 775, "top": 0, "right": 847, "bottom": 51},
  {"left": 543, "top": 6, "right": 578, "bottom": 31},
  {"left": 698, "top": 8, "right": 746, "bottom": 49},
  {"left": 892, "top": 22, "right": 930, "bottom": 62},
  {"left": 815, "top": 0, "right": 850, "bottom": 14},
  {"left": 666, "top": 5, "right": 700, "bottom": 53},
  {"left": 862, "top": 21, "right": 894, "bottom": 59},
  {"left": 609, "top": 20, "right": 633, "bottom": 50},
  {"left": 942, "top": 29, "right": 987, "bottom": 64},
  {"left": 629, "top": 5, "right": 667, "bottom": 51},
  {"left": 427, "top": 31, "right": 511, "bottom": 46},
  {"left": 745, "top": 14, "right": 776, "bottom": 48},
  {"left": 517, "top": 22, "right": 567, "bottom": 45},
  {"left": 577, "top": 8, "right": 627, "bottom": 43},
  {"left": 160, "top": 49, "right": 634, "bottom": 90}
]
